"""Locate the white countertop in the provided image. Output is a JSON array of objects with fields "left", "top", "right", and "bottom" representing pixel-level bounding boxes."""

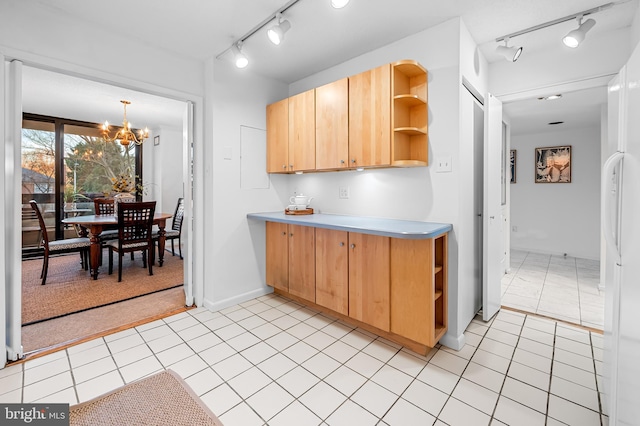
[{"left": 247, "top": 212, "right": 452, "bottom": 239}]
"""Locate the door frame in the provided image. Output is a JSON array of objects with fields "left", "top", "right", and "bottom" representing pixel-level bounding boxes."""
[{"left": 2, "top": 53, "right": 204, "bottom": 365}]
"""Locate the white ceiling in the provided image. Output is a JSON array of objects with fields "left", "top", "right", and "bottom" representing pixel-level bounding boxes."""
[{"left": 19, "top": 0, "right": 639, "bottom": 133}]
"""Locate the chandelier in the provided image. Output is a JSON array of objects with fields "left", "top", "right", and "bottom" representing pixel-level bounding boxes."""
[{"left": 101, "top": 100, "right": 149, "bottom": 147}]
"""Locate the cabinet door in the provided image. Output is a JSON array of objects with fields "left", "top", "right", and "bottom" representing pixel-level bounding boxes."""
[
  {"left": 266, "top": 98, "right": 289, "bottom": 173},
  {"left": 266, "top": 222, "right": 289, "bottom": 291},
  {"left": 315, "top": 228, "right": 349, "bottom": 315},
  {"left": 288, "top": 224, "right": 316, "bottom": 301},
  {"left": 288, "top": 89, "right": 316, "bottom": 172},
  {"left": 316, "top": 78, "right": 349, "bottom": 170},
  {"left": 349, "top": 233, "right": 390, "bottom": 331},
  {"left": 348, "top": 64, "right": 391, "bottom": 168},
  {"left": 390, "top": 238, "right": 434, "bottom": 346}
]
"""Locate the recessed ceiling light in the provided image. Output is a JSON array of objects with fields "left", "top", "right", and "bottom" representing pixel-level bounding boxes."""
[
  {"left": 538, "top": 94, "right": 563, "bottom": 101},
  {"left": 548, "top": 121, "right": 564, "bottom": 125}
]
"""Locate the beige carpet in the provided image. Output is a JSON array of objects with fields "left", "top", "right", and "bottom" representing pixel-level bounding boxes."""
[
  {"left": 22, "top": 250, "right": 183, "bottom": 325},
  {"left": 70, "top": 369, "right": 223, "bottom": 426},
  {"left": 22, "top": 287, "right": 186, "bottom": 353}
]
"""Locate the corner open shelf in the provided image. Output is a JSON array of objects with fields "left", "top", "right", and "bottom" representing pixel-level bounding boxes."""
[{"left": 391, "top": 60, "right": 428, "bottom": 167}]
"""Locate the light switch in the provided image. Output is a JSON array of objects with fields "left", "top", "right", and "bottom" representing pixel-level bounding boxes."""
[
  {"left": 436, "top": 156, "right": 452, "bottom": 172},
  {"left": 223, "top": 146, "right": 232, "bottom": 160}
]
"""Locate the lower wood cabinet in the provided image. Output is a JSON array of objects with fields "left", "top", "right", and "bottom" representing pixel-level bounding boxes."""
[
  {"left": 348, "top": 232, "right": 390, "bottom": 332},
  {"left": 265, "top": 222, "right": 315, "bottom": 302},
  {"left": 315, "top": 228, "right": 349, "bottom": 315},
  {"left": 265, "top": 221, "right": 447, "bottom": 353}
]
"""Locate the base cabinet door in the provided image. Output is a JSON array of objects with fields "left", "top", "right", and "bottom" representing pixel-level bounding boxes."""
[
  {"left": 266, "top": 222, "right": 289, "bottom": 291},
  {"left": 390, "top": 238, "right": 437, "bottom": 346},
  {"left": 349, "top": 233, "right": 390, "bottom": 331},
  {"left": 288, "top": 224, "right": 316, "bottom": 302},
  {"left": 315, "top": 228, "right": 349, "bottom": 315}
]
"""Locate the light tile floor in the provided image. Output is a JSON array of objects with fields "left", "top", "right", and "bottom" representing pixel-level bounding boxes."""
[
  {"left": 501, "top": 250, "right": 605, "bottom": 330},
  {"left": 0, "top": 294, "right": 607, "bottom": 425}
]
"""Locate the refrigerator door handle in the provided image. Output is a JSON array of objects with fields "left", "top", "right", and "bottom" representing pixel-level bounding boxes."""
[{"left": 602, "top": 151, "right": 624, "bottom": 265}]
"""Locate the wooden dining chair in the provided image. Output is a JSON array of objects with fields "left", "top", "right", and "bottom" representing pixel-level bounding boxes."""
[
  {"left": 29, "top": 200, "right": 90, "bottom": 285},
  {"left": 106, "top": 201, "right": 156, "bottom": 282},
  {"left": 154, "top": 198, "right": 185, "bottom": 259},
  {"left": 93, "top": 198, "right": 115, "bottom": 215}
]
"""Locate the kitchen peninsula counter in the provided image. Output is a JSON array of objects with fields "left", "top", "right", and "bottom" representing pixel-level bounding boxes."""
[
  {"left": 247, "top": 211, "right": 452, "bottom": 239},
  {"left": 248, "top": 211, "right": 452, "bottom": 354}
]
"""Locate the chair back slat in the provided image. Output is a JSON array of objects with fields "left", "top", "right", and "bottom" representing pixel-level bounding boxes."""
[
  {"left": 94, "top": 198, "right": 115, "bottom": 215},
  {"left": 117, "top": 201, "right": 156, "bottom": 247},
  {"left": 29, "top": 200, "right": 50, "bottom": 248},
  {"left": 172, "top": 198, "right": 185, "bottom": 232}
]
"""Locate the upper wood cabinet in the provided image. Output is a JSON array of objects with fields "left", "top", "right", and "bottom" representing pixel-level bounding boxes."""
[
  {"left": 316, "top": 78, "right": 349, "bottom": 170},
  {"left": 266, "top": 98, "right": 289, "bottom": 173},
  {"left": 288, "top": 89, "right": 316, "bottom": 172},
  {"left": 348, "top": 64, "right": 391, "bottom": 168},
  {"left": 266, "top": 59, "right": 428, "bottom": 173}
]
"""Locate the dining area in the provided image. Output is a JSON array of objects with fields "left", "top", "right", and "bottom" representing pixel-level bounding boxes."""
[{"left": 28, "top": 197, "right": 184, "bottom": 283}]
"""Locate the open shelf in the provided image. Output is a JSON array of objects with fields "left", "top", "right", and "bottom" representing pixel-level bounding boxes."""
[{"left": 392, "top": 60, "right": 428, "bottom": 166}]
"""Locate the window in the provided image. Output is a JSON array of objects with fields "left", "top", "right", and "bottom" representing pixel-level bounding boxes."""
[{"left": 21, "top": 114, "right": 142, "bottom": 252}]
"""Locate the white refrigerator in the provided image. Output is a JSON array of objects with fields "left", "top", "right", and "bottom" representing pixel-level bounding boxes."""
[{"left": 602, "top": 41, "right": 640, "bottom": 425}]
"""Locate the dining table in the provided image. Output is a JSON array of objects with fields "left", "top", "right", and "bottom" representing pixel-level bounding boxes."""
[{"left": 62, "top": 212, "right": 173, "bottom": 280}]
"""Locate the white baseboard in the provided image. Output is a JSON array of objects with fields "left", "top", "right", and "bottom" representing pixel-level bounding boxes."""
[
  {"left": 439, "top": 332, "right": 466, "bottom": 351},
  {"left": 202, "top": 287, "right": 274, "bottom": 313}
]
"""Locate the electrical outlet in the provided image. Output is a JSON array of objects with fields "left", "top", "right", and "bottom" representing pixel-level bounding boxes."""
[
  {"left": 339, "top": 186, "right": 350, "bottom": 199},
  {"left": 436, "top": 156, "right": 452, "bottom": 173}
]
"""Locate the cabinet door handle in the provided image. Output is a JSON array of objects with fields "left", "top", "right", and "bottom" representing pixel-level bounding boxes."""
[
  {"left": 290, "top": 233, "right": 293, "bottom": 237},
  {"left": 350, "top": 244, "right": 355, "bottom": 249},
  {"left": 282, "top": 164, "right": 287, "bottom": 169},
  {"left": 339, "top": 242, "right": 344, "bottom": 247},
  {"left": 340, "top": 159, "right": 345, "bottom": 164},
  {"left": 289, "top": 164, "right": 293, "bottom": 169},
  {"left": 281, "top": 231, "right": 286, "bottom": 236},
  {"left": 351, "top": 159, "right": 356, "bottom": 164}
]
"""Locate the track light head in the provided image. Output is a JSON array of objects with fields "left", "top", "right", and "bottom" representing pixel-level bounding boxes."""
[
  {"left": 331, "top": 0, "right": 350, "bottom": 8},
  {"left": 267, "top": 13, "right": 291, "bottom": 45},
  {"left": 231, "top": 42, "right": 248, "bottom": 68},
  {"left": 496, "top": 39, "right": 523, "bottom": 62},
  {"left": 563, "top": 17, "right": 596, "bottom": 48}
]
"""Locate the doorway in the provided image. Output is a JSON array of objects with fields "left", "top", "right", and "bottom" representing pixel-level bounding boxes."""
[
  {"left": 9, "top": 63, "right": 198, "bottom": 357},
  {"left": 500, "top": 86, "right": 606, "bottom": 329}
]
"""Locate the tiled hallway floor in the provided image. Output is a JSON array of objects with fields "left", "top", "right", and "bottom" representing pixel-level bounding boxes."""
[
  {"left": 0, "top": 294, "right": 607, "bottom": 425},
  {"left": 501, "top": 250, "right": 604, "bottom": 330}
]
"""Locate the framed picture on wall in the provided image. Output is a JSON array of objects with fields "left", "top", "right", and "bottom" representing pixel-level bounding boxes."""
[
  {"left": 510, "top": 150, "right": 516, "bottom": 183},
  {"left": 535, "top": 145, "right": 571, "bottom": 183}
]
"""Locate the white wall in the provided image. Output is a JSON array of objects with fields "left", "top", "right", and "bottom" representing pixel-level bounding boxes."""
[
  {"left": 145, "top": 126, "right": 184, "bottom": 215},
  {"left": 205, "top": 58, "right": 290, "bottom": 310},
  {"left": 510, "top": 126, "right": 601, "bottom": 259}
]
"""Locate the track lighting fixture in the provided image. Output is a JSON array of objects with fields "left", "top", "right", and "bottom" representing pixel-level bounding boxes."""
[
  {"left": 331, "top": 0, "right": 350, "bottom": 8},
  {"left": 496, "top": 39, "right": 523, "bottom": 62},
  {"left": 267, "top": 13, "right": 291, "bottom": 45},
  {"left": 494, "top": 2, "right": 614, "bottom": 63},
  {"left": 231, "top": 42, "right": 248, "bottom": 69},
  {"left": 563, "top": 16, "right": 596, "bottom": 48},
  {"left": 215, "top": 0, "right": 351, "bottom": 69}
]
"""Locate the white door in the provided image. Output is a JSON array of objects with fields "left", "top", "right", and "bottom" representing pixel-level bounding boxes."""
[
  {"left": 182, "top": 101, "right": 194, "bottom": 306},
  {"left": 483, "top": 93, "right": 503, "bottom": 321},
  {"left": 3, "top": 59, "right": 24, "bottom": 365}
]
